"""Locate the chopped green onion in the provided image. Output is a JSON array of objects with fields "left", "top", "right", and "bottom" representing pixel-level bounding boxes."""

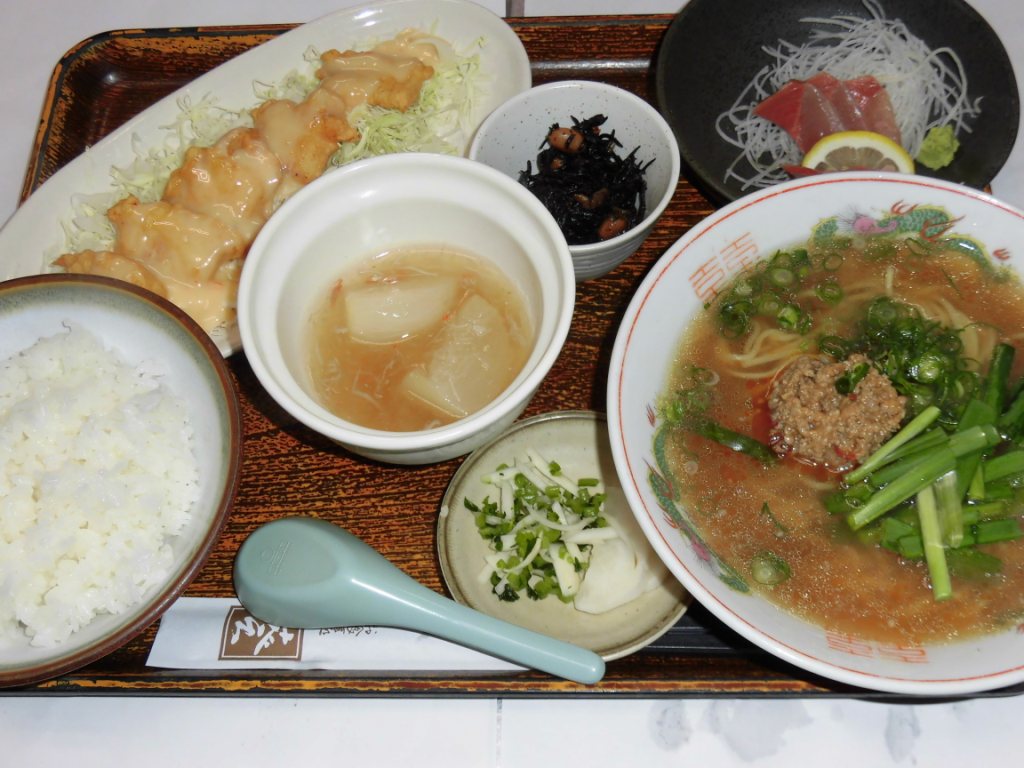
[
  {"left": 470, "top": 449, "right": 613, "bottom": 604},
  {"left": 818, "top": 335, "right": 849, "bottom": 359},
  {"left": 824, "top": 489, "right": 858, "bottom": 515},
  {"left": 750, "top": 551, "right": 791, "bottom": 585},
  {"left": 847, "top": 448, "right": 957, "bottom": 530},
  {"left": 719, "top": 298, "right": 753, "bottom": 338},
  {"left": 844, "top": 405, "right": 942, "bottom": 485},
  {"left": 997, "top": 383, "right": 1024, "bottom": 437},
  {"left": 934, "top": 469, "right": 964, "bottom": 547},
  {"left": 866, "top": 297, "right": 899, "bottom": 324},
  {"left": 760, "top": 501, "right": 788, "bottom": 536},
  {"left": 981, "top": 343, "right": 1016, "bottom": 414},
  {"left": 974, "top": 518, "right": 1023, "bottom": 545},
  {"left": 954, "top": 398, "right": 998, "bottom": 496},
  {"left": 897, "top": 534, "right": 924, "bottom": 560},
  {"left": 866, "top": 456, "right": 920, "bottom": 489},
  {"left": 820, "top": 252, "right": 844, "bottom": 271},
  {"left": 814, "top": 278, "right": 844, "bottom": 305},
  {"left": 979, "top": 484, "right": 1015, "bottom": 501},
  {"left": 821, "top": 337, "right": 1024, "bottom": 601},
  {"left": 832, "top": 296, "right": 981, "bottom": 424},
  {"left": 967, "top": 464, "right": 986, "bottom": 501},
  {"left": 767, "top": 266, "right": 796, "bottom": 287},
  {"left": 966, "top": 500, "right": 1011, "bottom": 520},
  {"left": 982, "top": 450, "right": 1024, "bottom": 484},
  {"left": 866, "top": 433, "right": 996, "bottom": 488},
  {"left": 916, "top": 485, "right": 952, "bottom": 601},
  {"left": 881, "top": 516, "right": 917, "bottom": 551},
  {"left": 776, "top": 304, "right": 810, "bottom": 333},
  {"left": 851, "top": 426, "right": 999, "bottom": 529},
  {"left": 909, "top": 351, "right": 945, "bottom": 383},
  {"left": 882, "top": 427, "right": 947, "bottom": 464},
  {"left": 756, "top": 292, "right": 783, "bottom": 316},
  {"left": 835, "top": 362, "right": 870, "bottom": 395},
  {"left": 732, "top": 277, "right": 758, "bottom": 297},
  {"left": 946, "top": 548, "right": 1002, "bottom": 580},
  {"left": 691, "top": 420, "right": 776, "bottom": 465}
]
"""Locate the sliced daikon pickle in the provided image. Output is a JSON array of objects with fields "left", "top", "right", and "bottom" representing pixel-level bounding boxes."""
[{"left": 573, "top": 490, "right": 671, "bottom": 614}]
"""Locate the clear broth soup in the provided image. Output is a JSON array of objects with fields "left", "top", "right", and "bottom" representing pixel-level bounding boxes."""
[{"left": 306, "top": 246, "right": 533, "bottom": 432}]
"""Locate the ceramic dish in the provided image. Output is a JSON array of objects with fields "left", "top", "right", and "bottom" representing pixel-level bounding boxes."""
[
  {"left": 437, "top": 410, "right": 689, "bottom": 661},
  {"left": 655, "top": 0, "right": 1019, "bottom": 205},
  {"left": 0, "top": 0, "right": 532, "bottom": 356},
  {"left": 0, "top": 274, "right": 243, "bottom": 688},
  {"left": 238, "top": 153, "right": 575, "bottom": 465},
  {"left": 468, "top": 81, "right": 681, "bottom": 281},
  {"left": 608, "top": 171, "right": 1024, "bottom": 695}
]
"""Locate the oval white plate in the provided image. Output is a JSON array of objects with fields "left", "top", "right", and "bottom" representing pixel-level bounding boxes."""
[
  {"left": 0, "top": 0, "right": 532, "bottom": 356},
  {"left": 438, "top": 410, "right": 689, "bottom": 662}
]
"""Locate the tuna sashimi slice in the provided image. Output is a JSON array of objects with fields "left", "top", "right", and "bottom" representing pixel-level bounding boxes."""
[
  {"left": 754, "top": 78, "right": 846, "bottom": 153},
  {"left": 754, "top": 73, "right": 902, "bottom": 152},
  {"left": 843, "top": 75, "right": 902, "bottom": 145},
  {"left": 806, "top": 72, "right": 869, "bottom": 132},
  {"left": 752, "top": 79, "right": 805, "bottom": 138}
]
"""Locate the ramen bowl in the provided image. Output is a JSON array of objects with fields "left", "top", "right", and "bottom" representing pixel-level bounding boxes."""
[
  {"left": 608, "top": 172, "right": 1024, "bottom": 696},
  {"left": 0, "top": 274, "right": 243, "bottom": 688},
  {"left": 238, "top": 153, "right": 575, "bottom": 465},
  {"left": 468, "top": 80, "right": 680, "bottom": 281}
]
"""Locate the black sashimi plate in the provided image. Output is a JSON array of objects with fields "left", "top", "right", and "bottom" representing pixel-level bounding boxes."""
[{"left": 654, "top": 0, "right": 1020, "bottom": 206}]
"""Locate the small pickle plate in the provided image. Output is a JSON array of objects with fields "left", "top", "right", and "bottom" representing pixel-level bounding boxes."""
[{"left": 437, "top": 410, "right": 689, "bottom": 661}]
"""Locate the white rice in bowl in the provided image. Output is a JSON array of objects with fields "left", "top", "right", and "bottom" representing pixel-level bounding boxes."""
[{"left": 0, "top": 323, "right": 198, "bottom": 647}]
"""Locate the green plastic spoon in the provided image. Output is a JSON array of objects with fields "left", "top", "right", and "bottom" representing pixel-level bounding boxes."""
[{"left": 233, "top": 516, "right": 605, "bottom": 685}]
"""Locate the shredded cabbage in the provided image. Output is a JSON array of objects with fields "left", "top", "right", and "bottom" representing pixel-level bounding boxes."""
[
  {"left": 332, "top": 39, "right": 485, "bottom": 165},
  {"left": 715, "top": 0, "right": 982, "bottom": 190}
]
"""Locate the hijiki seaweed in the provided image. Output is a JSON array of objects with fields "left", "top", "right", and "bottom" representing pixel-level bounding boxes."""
[{"left": 517, "top": 114, "right": 651, "bottom": 245}]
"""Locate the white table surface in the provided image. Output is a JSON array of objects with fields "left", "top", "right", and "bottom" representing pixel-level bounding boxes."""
[{"left": 0, "top": 1, "right": 1021, "bottom": 765}]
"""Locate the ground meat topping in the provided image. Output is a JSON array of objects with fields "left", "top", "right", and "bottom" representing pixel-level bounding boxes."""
[{"left": 768, "top": 354, "right": 906, "bottom": 470}]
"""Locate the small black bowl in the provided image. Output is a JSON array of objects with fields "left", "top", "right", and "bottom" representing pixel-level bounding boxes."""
[{"left": 654, "top": 0, "right": 1020, "bottom": 206}]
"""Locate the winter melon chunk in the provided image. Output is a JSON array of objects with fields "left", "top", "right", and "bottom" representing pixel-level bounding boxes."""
[
  {"left": 344, "top": 276, "right": 458, "bottom": 345},
  {"left": 400, "top": 294, "right": 519, "bottom": 419}
]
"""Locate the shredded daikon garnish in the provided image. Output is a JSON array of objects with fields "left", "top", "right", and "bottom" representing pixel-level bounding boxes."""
[
  {"left": 331, "top": 37, "right": 485, "bottom": 166},
  {"left": 715, "top": 0, "right": 982, "bottom": 190}
]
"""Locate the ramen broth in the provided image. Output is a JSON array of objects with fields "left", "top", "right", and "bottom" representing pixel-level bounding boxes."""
[
  {"left": 307, "top": 246, "right": 533, "bottom": 432},
  {"left": 663, "top": 240, "right": 1024, "bottom": 644}
]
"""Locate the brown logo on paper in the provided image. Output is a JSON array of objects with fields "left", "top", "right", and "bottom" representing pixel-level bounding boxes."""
[{"left": 219, "top": 605, "right": 304, "bottom": 660}]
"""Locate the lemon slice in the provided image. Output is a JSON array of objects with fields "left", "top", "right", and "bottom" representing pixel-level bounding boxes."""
[{"left": 801, "top": 130, "right": 915, "bottom": 173}]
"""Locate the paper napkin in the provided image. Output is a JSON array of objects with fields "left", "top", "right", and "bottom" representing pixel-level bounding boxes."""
[{"left": 146, "top": 597, "right": 523, "bottom": 673}]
